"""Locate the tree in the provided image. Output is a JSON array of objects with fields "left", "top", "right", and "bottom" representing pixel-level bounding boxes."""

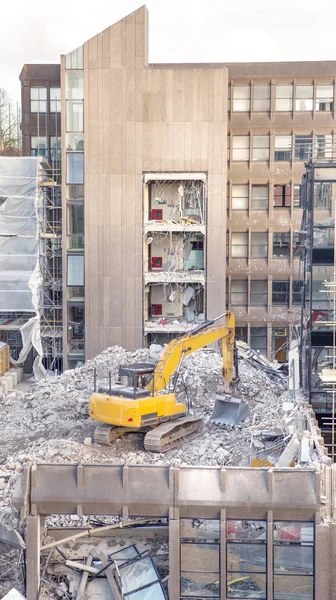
[{"left": 0, "top": 88, "right": 20, "bottom": 151}]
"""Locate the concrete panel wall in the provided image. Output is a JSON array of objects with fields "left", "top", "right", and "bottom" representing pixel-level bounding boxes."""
[{"left": 82, "top": 6, "right": 228, "bottom": 358}]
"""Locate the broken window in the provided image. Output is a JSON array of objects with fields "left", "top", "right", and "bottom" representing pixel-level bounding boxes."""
[
  {"left": 232, "top": 136, "right": 249, "bottom": 161},
  {"left": 68, "top": 305, "right": 84, "bottom": 340},
  {"left": 232, "top": 184, "right": 248, "bottom": 210},
  {"left": 272, "top": 281, "right": 289, "bottom": 305},
  {"left": 274, "top": 136, "right": 292, "bottom": 161},
  {"left": 251, "top": 280, "right": 268, "bottom": 306},
  {"left": 235, "top": 326, "right": 247, "bottom": 343},
  {"left": 275, "top": 85, "right": 293, "bottom": 111},
  {"left": 148, "top": 180, "right": 204, "bottom": 224},
  {"left": 227, "top": 520, "right": 267, "bottom": 598},
  {"left": 250, "top": 328, "right": 267, "bottom": 355},
  {"left": 252, "top": 185, "right": 268, "bottom": 210},
  {"left": 316, "top": 84, "right": 334, "bottom": 111},
  {"left": 293, "top": 184, "right": 301, "bottom": 208},
  {"left": 230, "top": 280, "right": 248, "bottom": 306},
  {"left": 181, "top": 519, "right": 220, "bottom": 599},
  {"left": 273, "top": 232, "right": 290, "bottom": 258},
  {"left": 295, "top": 135, "right": 312, "bottom": 162},
  {"left": 253, "top": 85, "right": 270, "bottom": 112},
  {"left": 295, "top": 85, "right": 313, "bottom": 111},
  {"left": 274, "top": 184, "right": 291, "bottom": 207},
  {"left": 273, "top": 521, "right": 314, "bottom": 598},
  {"left": 251, "top": 232, "right": 268, "bottom": 258},
  {"left": 252, "top": 135, "right": 269, "bottom": 161},
  {"left": 315, "top": 134, "right": 333, "bottom": 160},
  {"left": 233, "top": 86, "right": 250, "bottom": 111},
  {"left": 231, "top": 232, "right": 248, "bottom": 258},
  {"left": 314, "top": 182, "right": 332, "bottom": 209}
]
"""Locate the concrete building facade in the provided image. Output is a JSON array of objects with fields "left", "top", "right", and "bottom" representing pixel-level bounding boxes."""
[{"left": 57, "top": 6, "right": 336, "bottom": 369}]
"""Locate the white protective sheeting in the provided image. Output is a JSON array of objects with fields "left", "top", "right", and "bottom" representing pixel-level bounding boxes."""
[{"left": 0, "top": 158, "right": 45, "bottom": 375}]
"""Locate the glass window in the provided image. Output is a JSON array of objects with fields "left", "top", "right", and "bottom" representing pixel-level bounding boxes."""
[
  {"left": 314, "top": 182, "right": 332, "bottom": 209},
  {"left": 30, "top": 87, "right": 47, "bottom": 112},
  {"left": 232, "top": 136, "right": 249, "bottom": 161},
  {"left": 272, "top": 281, "right": 289, "bottom": 304},
  {"left": 293, "top": 184, "right": 301, "bottom": 208},
  {"left": 50, "top": 137, "right": 61, "bottom": 162},
  {"left": 253, "top": 85, "right": 270, "bottom": 112},
  {"left": 273, "top": 522, "right": 314, "bottom": 543},
  {"left": 295, "top": 85, "right": 313, "bottom": 111},
  {"left": 231, "top": 232, "right": 248, "bottom": 258},
  {"left": 251, "top": 280, "right": 268, "bottom": 306},
  {"left": 252, "top": 185, "right": 268, "bottom": 210},
  {"left": 31, "top": 136, "right": 48, "bottom": 157},
  {"left": 316, "top": 84, "right": 334, "bottom": 111},
  {"left": 227, "top": 520, "right": 267, "bottom": 600},
  {"left": 274, "top": 135, "right": 292, "bottom": 161},
  {"left": 274, "top": 184, "right": 291, "bottom": 207},
  {"left": 292, "top": 281, "right": 303, "bottom": 305},
  {"left": 275, "top": 85, "right": 293, "bottom": 111},
  {"left": 180, "top": 519, "right": 220, "bottom": 541},
  {"left": 67, "top": 184, "right": 84, "bottom": 202},
  {"left": 230, "top": 280, "right": 248, "bottom": 305},
  {"left": 67, "top": 153, "right": 84, "bottom": 184},
  {"left": 66, "top": 71, "right": 84, "bottom": 99},
  {"left": 315, "top": 134, "right": 332, "bottom": 159},
  {"left": 273, "top": 232, "right": 290, "bottom": 257},
  {"left": 67, "top": 254, "right": 84, "bottom": 286},
  {"left": 66, "top": 133, "right": 84, "bottom": 152},
  {"left": 232, "top": 184, "right": 248, "bottom": 210},
  {"left": 273, "top": 521, "right": 314, "bottom": 599},
  {"left": 251, "top": 232, "right": 268, "bottom": 258},
  {"left": 66, "top": 100, "right": 84, "bottom": 132},
  {"left": 274, "top": 575, "right": 313, "bottom": 599},
  {"left": 235, "top": 326, "right": 247, "bottom": 343},
  {"left": 50, "top": 88, "right": 61, "bottom": 112},
  {"left": 252, "top": 135, "right": 269, "bottom": 161},
  {"left": 65, "top": 46, "right": 83, "bottom": 70},
  {"left": 233, "top": 86, "right": 250, "bottom": 111},
  {"left": 180, "top": 519, "right": 220, "bottom": 599},
  {"left": 250, "top": 327, "right": 267, "bottom": 355},
  {"left": 295, "top": 135, "right": 312, "bottom": 161},
  {"left": 68, "top": 204, "right": 84, "bottom": 250}
]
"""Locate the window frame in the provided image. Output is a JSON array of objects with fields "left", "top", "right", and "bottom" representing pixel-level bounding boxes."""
[
  {"left": 30, "top": 86, "right": 47, "bottom": 113},
  {"left": 230, "top": 280, "right": 248, "bottom": 306},
  {"left": 231, "top": 232, "right": 248, "bottom": 258},
  {"left": 316, "top": 84, "right": 334, "bottom": 111},
  {"left": 273, "top": 232, "right": 291, "bottom": 258},
  {"left": 231, "top": 184, "right": 249, "bottom": 210},
  {"left": 253, "top": 85, "right": 270, "bottom": 112},
  {"left": 252, "top": 135, "right": 270, "bottom": 161},
  {"left": 274, "top": 184, "right": 291, "bottom": 208},
  {"left": 272, "top": 280, "right": 290, "bottom": 305},
  {"left": 232, "top": 135, "right": 250, "bottom": 161},
  {"left": 252, "top": 185, "right": 269, "bottom": 210},
  {"left": 251, "top": 280, "right": 268, "bottom": 306},
  {"left": 275, "top": 85, "right": 293, "bottom": 111},
  {"left": 274, "top": 135, "right": 292, "bottom": 162},
  {"left": 232, "top": 86, "right": 250, "bottom": 112},
  {"left": 251, "top": 231, "right": 268, "bottom": 258},
  {"left": 295, "top": 85, "right": 313, "bottom": 111},
  {"left": 50, "top": 87, "right": 61, "bottom": 112}
]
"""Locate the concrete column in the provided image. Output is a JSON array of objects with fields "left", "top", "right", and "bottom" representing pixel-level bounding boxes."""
[
  {"left": 220, "top": 508, "right": 227, "bottom": 599},
  {"left": 315, "top": 522, "right": 333, "bottom": 600},
  {"left": 267, "top": 510, "right": 273, "bottom": 600},
  {"left": 169, "top": 512, "right": 180, "bottom": 599},
  {"left": 26, "top": 515, "right": 40, "bottom": 600}
]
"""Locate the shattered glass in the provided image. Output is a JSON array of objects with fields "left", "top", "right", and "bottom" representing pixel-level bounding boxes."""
[
  {"left": 108, "top": 544, "right": 140, "bottom": 565},
  {"left": 119, "top": 556, "right": 159, "bottom": 594}
]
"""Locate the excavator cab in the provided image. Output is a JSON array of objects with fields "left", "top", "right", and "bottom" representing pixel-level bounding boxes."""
[{"left": 102, "top": 363, "right": 156, "bottom": 399}]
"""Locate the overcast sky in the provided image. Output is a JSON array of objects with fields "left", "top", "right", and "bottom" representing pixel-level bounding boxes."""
[{"left": 2, "top": 0, "right": 336, "bottom": 106}]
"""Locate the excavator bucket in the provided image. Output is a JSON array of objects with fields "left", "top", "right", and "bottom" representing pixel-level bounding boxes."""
[{"left": 210, "top": 394, "right": 249, "bottom": 426}]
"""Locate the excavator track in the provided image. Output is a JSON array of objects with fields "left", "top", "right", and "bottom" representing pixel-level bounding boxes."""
[
  {"left": 93, "top": 425, "right": 143, "bottom": 445},
  {"left": 143, "top": 416, "right": 203, "bottom": 453}
]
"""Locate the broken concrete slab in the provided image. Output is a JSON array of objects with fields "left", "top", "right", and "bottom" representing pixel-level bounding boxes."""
[{"left": 276, "top": 434, "right": 300, "bottom": 467}]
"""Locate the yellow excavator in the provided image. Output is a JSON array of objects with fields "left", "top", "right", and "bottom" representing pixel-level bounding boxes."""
[{"left": 90, "top": 311, "right": 239, "bottom": 452}]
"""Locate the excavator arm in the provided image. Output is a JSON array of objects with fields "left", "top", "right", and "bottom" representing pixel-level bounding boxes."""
[{"left": 148, "top": 311, "right": 236, "bottom": 393}]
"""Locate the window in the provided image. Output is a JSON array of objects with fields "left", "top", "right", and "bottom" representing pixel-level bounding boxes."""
[
  {"left": 314, "top": 182, "right": 332, "bottom": 209},
  {"left": 30, "top": 87, "right": 47, "bottom": 112},
  {"left": 231, "top": 232, "right": 248, "bottom": 258},
  {"left": 295, "top": 85, "right": 313, "bottom": 111},
  {"left": 50, "top": 88, "right": 61, "bottom": 112},
  {"left": 273, "top": 522, "right": 314, "bottom": 600},
  {"left": 68, "top": 204, "right": 84, "bottom": 249},
  {"left": 272, "top": 328, "right": 288, "bottom": 362},
  {"left": 251, "top": 232, "right": 268, "bottom": 258},
  {"left": 252, "top": 185, "right": 268, "bottom": 209},
  {"left": 293, "top": 184, "right": 301, "bottom": 208},
  {"left": 67, "top": 254, "right": 84, "bottom": 286},
  {"left": 66, "top": 71, "right": 84, "bottom": 99},
  {"left": 251, "top": 280, "right": 268, "bottom": 306},
  {"left": 230, "top": 280, "right": 248, "bottom": 305},
  {"left": 274, "top": 184, "right": 291, "bottom": 207},
  {"left": 181, "top": 519, "right": 220, "bottom": 599},
  {"left": 253, "top": 85, "right": 270, "bottom": 111},
  {"left": 316, "top": 84, "right": 334, "bottom": 111},
  {"left": 66, "top": 133, "right": 84, "bottom": 152},
  {"left": 232, "top": 184, "right": 248, "bottom": 210},
  {"left": 233, "top": 86, "right": 250, "bottom": 111},
  {"left": 232, "top": 136, "right": 249, "bottom": 161},
  {"left": 273, "top": 232, "right": 290, "bottom": 257},
  {"left": 67, "top": 184, "right": 84, "bottom": 202},
  {"left": 50, "top": 137, "right": 61, "bottom": 162},
  {"left": 295, "top": 135, "right": 312, "bottom": 161},
  {"left": 250, "top": 328, "right": 267, "bottom": 355},
  {"left": 67, "top": 153, "right": 84, "bottom": 184},
  {"left": 31, "top": 136, "right": 48, "bottom": 157},
  {"left": 66, "top": 100, "right": 84, "bottom": 132},
  {"left": 274, "top": 136, "right": 292, "bottom": 161},
  {"left": 227, "top": 520, "right": 266, "bottom": 600},
  {"left": 252, "top": 135, "right": 269, "bottom": 161},
  {"left": 275, "top": 85, "right": 293, "bottom": 111},
  {"left": 272, "top": 280, "right": 290, "bottom": 304},
  {"left": 315, "top": 134, "right": 332, "bottom": 159},
  {"left": 235, "top": 326, "right": 247, "bottom": 343},
  {"left": 292, "top": 281, "right": 303, "bottom": 305}
]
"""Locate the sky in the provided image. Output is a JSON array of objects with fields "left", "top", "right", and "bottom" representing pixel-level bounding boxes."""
[{"left": 2, "top": 0, "right": 336, "bottom": 106}]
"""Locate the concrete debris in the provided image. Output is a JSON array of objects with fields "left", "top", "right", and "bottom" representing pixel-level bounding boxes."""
[{"left": 276, "top": 434, "right": 301, "bottom": 467}]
